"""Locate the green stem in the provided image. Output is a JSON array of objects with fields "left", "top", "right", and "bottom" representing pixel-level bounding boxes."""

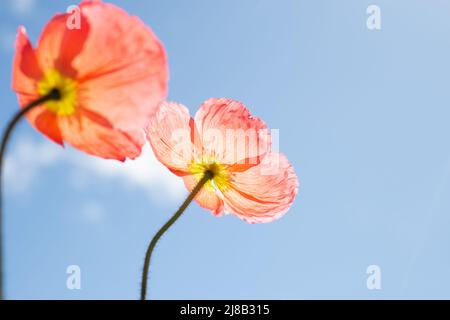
[
  {"left": 140, "top": 170, "right": 213, "bottom": 300},
  {"left": 0, "top": 88, "right": 60, "bottom": 300}
]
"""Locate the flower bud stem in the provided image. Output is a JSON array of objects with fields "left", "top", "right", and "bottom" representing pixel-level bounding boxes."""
[
  {"left": 140, "top": 170, "right": 214, "bottom": 300},
  {"left": 0, "top": 88, "right": 60, "bottom": 300}
]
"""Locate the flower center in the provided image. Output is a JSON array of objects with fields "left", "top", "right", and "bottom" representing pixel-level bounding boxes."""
[
  {"left": 37, "top": 69, "right": 77, "bottom": 116},
  {"left": 189, "top": 159, "right": 230, "bottom": 192}
]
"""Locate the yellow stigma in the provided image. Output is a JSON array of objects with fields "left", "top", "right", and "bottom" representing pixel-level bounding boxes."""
[
  {"left": 37, "top": 69, "right": 77, "bottom": 116},
  {"left": 189, "top": 159, "right": 230, "bottom": 192}
]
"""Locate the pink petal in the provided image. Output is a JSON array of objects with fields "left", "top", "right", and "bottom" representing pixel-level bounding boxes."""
[
  {"left": 183, "top": 174, "right": 224, "bottom": 216},
  {"left": 35, "top": 13, "right": 89, "bottom": 77},
  {"left": 12, "top": 27, "right": 42, "bottom": 95},
  {"left": 194, "top": 98, "right": 271, "bottom": 169},
  {"left": 146, "top": 101, "right": 196, "bottom": 176},
  {"left": 35, "top": 110, "right": 64, "bottom": 146},
  {"left": 58, "top": 109, "right": 144, "bottom": 161},
  {"left": 12, "top": 27, "right": 46, "bottom": 125},
  {"left": 222, "top": 153, "right": 299, "bottom": 223},
  {"left": 73, "top": 1, "right": 168, "bottom": 131}
]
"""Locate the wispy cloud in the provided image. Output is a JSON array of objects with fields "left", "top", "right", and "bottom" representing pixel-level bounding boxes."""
[
  {"left": 73, "top": 143, "right": 185, "bottom": 200},
  {"left": 5, "top": 136, "right": 185, "bottom": 202},
  {"left": 4, "top": 137, "right": 61, "bottom": 193}
]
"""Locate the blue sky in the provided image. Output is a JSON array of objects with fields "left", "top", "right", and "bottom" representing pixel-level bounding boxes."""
[{"left": 1, "top": 0, "right": 450, "bottom": 299}]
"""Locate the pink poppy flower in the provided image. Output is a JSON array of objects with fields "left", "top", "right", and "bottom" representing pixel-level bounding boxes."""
[
  {"left": 12, "top": 0, "right": 168, "bottom": 160},
  {"left": 146, "top": 98, "right": 299, "bottom": 223}
]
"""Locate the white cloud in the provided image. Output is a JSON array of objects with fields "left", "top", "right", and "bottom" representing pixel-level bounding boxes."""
[
  {"left": 9, "top": 0, "right": 35, "bottom": 16},
  {"left": 5, "top": 136, "right": 185, "bottom": 202},
  {"left": 4, "top": 138, "right": 60, "bottom": 193},
  {"left": 73, "top": 145, "right": 185, "bottom": 200}
]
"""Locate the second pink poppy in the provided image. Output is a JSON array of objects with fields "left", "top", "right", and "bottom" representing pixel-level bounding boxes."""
[{"left": 147, "top": 98, "right": 299, "bottom": 223}]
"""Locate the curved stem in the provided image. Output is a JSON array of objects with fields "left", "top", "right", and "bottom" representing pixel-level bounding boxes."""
[
  {"left": 140, "top": 170, "right": 213, "bottom": 300},
  {"left": 0, "top": 89, "right": 60, "bottom": 300}
]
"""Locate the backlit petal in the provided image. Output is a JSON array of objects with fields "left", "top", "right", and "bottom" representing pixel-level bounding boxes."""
[
  {"left": 35, "top": 110, "right": 63, "bottom": 146},
  {"left": 146, "top": 102, "right": 195, "bottom": 176},
  {"left": 58, "top": 109, "right": 144, "bottom": 161},
  {"left": 74, "top": 1, "right": 168, "bottom": 131},
  {"left": 12, "top": 27, "right": 47, "bottom": 126},
  {"left": 194, "top": 98, "right": 271, "bottom": 168},
  {"left": 35, "top": 12, "right": 89, "bottom": 77},
  {"left": 12, "top": 26, "right": 42, "bottom": 95},
  {"left": 183, "top": 175, "right": 224, "bottom": 216},
  {"left": 222, "top": 153, "right": 299, "bottom": 223}
]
